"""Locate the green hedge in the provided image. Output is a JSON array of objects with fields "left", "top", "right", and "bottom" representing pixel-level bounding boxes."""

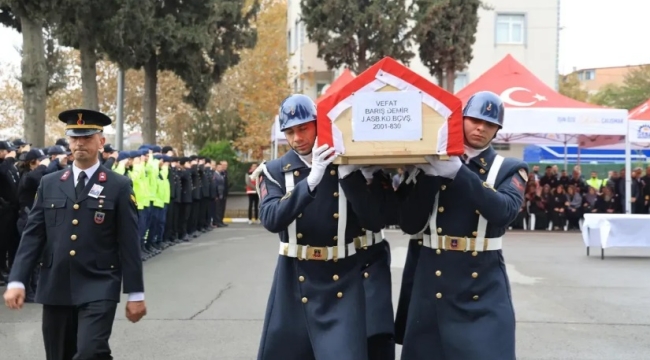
[{"left": 198, "top": 141, "right": 258, "bottom": 192}]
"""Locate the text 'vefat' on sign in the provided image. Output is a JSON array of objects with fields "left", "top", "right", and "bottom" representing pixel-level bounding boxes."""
[{"left": 351, "top": 90, "right": 423, "bottom": 142}]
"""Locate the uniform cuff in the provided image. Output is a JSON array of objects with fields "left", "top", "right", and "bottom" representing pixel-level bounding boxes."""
[
  {"left": 7, "top": 281, "right": 25, "bottom": 290},
  {"left": 128, "top": 292, "right": 145, "bottom": 302}
]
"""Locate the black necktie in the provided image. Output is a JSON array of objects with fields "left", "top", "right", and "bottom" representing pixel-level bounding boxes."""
[{"left": 75, "top": 171, "right": 87, "bottom": 199}]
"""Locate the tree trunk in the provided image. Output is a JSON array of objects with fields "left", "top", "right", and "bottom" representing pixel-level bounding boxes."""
[
  {"left": 19, "top": 16, "right": 47, "bottom": 147},
  {"left": 79, "top": 36, "right": 99, "bottom": 110},
  {"left": 444, "top": 69, "right": 455, "bottom": 93},
  {"left": 142, "top": 54, "right": 158, "bottom": 144}
]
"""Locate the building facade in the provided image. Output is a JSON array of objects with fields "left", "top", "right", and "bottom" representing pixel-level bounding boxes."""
[
  {"left": 567, "top": 65, "right": 649, "bottom": 94},
  {"left": 286, "top": 0, "right": 560, "bottom": 159}
]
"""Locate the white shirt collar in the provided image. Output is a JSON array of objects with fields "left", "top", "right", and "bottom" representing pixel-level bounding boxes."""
[{"left": 72, "top": 160, "right": 101, "bottom": 185}]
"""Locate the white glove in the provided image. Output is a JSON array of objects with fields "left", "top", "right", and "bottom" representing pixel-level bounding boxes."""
[
  {"left": 360, "top": 166, "right": 382, "bottom": 180},
  {"left": 423, "top": 155, "right": 463, "bottom": 179},
  {"left": 338, "top": 165, "right": 360, "bottom": 179},
  {"left": 307, "top": 143, "right": 337, "bottom": 191}
]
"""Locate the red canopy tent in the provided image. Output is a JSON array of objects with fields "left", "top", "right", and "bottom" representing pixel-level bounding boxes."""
[{"left": 455, "top": 54, "right": 627, "bottom": 144}]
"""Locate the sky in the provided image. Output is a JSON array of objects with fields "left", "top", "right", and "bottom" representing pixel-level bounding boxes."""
[{"left": 0, "top": 0, "right": 646, "bottom": 75}]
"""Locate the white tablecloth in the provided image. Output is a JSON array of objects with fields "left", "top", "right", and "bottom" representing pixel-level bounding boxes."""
[{"left": 582, "top": 213, "right": 650, "bottom": 251}]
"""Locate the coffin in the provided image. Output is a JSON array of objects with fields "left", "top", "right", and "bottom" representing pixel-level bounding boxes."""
[{"left": 316, "top": 57, "right": 465, "bottom": 165}]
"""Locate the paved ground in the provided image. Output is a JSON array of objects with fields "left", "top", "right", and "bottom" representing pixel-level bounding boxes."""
[{"left": 1, "top": 225, "right": 650, "bottom": 360}]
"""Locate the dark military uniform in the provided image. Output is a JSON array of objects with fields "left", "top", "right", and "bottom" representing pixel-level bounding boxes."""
[
  {"left": 397, "top": 147, "right": 527, "bottom": 360},
  {"left": 8, "top": 109, "right": 144, "bottom": 360},
  {"left": 256, "top": 150, "right": 386, "bottom": 360}
]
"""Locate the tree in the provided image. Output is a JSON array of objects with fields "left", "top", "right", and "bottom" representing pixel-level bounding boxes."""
[
  {"left": 558, "top": 73, "right": 589, "bottom": 102},
  {"left": 300, "top": 0, "right": 413, "bottom": 74},
  {"left": 589, "top": 66, "right": 650, "bottom": 110},
  {"left": 0, "top": 48, "right": 201, "bottom": 150},
  {"left": 0, "top": 0, "right": 59, "bottom": 146},
  {"left": 116, "top": 0, "right": 259, "bottom": 145},
  {"left": 410, "top": 0, "right": 481, "bottom": 93},
  {"left": 226, "top": 0, "right": 290, "bottom": 159}
]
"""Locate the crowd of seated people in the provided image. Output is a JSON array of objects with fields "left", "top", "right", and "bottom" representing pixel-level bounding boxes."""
[{"left": 510, "top": 164, "right": 650, "bottom": 231}]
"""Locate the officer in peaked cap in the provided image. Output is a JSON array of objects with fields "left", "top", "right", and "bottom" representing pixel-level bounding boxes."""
[
  {"left": 4, "top": 108, "right": 147, "bottom": 360},
  {"left": 394, "top": 90, "right": 527, "bottom": 360},
  {"left": 253, "top": 94, "right": 390, "bottom": 360},
  {"left": 59, "top": 108, "right": 112, "bottom": 136}
]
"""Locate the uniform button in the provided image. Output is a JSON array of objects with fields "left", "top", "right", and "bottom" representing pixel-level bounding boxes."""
[
  {"left": 298, "top": 213, "right": 302, "bottom": 218},
  {"left": 337, "top": 292, "right": 343, "bottom": 298},
  {"left": 299, "top": 276, "right": 305, "bottom": 282},
  {"left": 363, "top": 272, "right": 369, "bottom": 278},
  {"left": 441, "top": 185, "right": 446, "bottom": 190},
  {"left": 472, "top": 272, "right": 478, "bottom": 278},
  {"left": 302, "top": 297, "right": 308, "bottom": 303},
  {"left": 417, "top": 240, "right": 423, "bottom": 246},
  {"left": 110, "top": 265, "right": 114, "bottom": 269},
  {"left": 332, "top": 274, "right": 339, "bottom": 281},
  {"left": 70, "top": 235, "right": 77, "bottom": 241},
  {"left": 361, "top": 228, "right": 365, "bottom": 232},
  {"left": 437, "top": 227, "right": 442, "bottom": 234},
  {"left": 472, "top": 251, "right": 478, "bottom": 256},
  {"left": 472, "top": 231, "right": 478, "bottom": 237},
  {"left": 333, "top": 213, "right": 339, "bottom": 219},
  {"left": 475, "top": 210, "right": 480, "bottom": 215},
  {"left": 330, "top": 170, "right": 336, "bottom": 175},
  {"left": 297, "top": 233, "right": 303, "bottom": 239},
  {"left": 69, "top": 250, "right": 76, "bottom": 256},
  {"left": 333, "top": 192, "right": 339, "bottom": 197},
  {"left": 333, "top": 236, "right": 338, "bottom": 241},
  {"left": 435, "top": 270, "right": 441, "bottom": 276},
  {"left": 438, "top": 206, "right": 444, "bottom": 212},
  {"left": 436, "top": 249, "right": 441, "bottom": 254},
  {"left": 72, "top": 219, "right": 78, "bottom": 225},
  {"left": 473, "top": 295, "right": 479, "bottom": 301},
  {"left": 436, "top": 293, "right": 442, "bottom": 299},
  {"left": 293, "top": 170, "right": 300, "bottom": 176},
  {"left": 39, "top": 262, "right": 43, "bottom": 266},
  {"left": 73, "top": 204, "right": 79, "bottom": 210},
  {"left": 479, "top": 169, "right": 486, "bottom": 174}
]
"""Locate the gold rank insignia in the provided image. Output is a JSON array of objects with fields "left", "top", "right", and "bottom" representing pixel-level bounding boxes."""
[
  {"left": 518, "top": 168, "right": 528, "bottom": 183},
  {"left": 130, "top": 194, "right": 137, "bottom": 206}
]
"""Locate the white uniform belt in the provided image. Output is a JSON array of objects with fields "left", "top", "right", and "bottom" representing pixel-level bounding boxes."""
[
  {"left": 279, "top": 234, "right": 382, "bottom": 261},
  {"left": 413, "top": 234, "right": 503, "bottom": 252}
]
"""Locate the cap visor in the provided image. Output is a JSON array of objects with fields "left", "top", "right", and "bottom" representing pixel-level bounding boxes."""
[{"left": 66, "top": 129, "right": 101, "bottom": 137}]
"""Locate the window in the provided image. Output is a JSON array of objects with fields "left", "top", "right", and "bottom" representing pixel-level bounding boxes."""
[
  {"left": 583, "top": 69, "right": 595, "bottom": 80},
  {"left": 287, "top": 30, "right": 293, "bottom": 53},
  {"left": 495, "top": 14, "right": 525, "bottom": 45},
  {"left": 454, "top": 73, "right": 469, "bottom": 92},
  {"left": 316, "top": 83, "right": 328, "bottom": 96},
  {"left": 294, "top": 21, "right": 300, "bottom": 50},
  {"left": 492, "top": 143, "right": 511, "bottom": 151}
]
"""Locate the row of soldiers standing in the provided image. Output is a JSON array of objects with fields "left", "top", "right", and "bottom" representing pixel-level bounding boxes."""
[
  {"left": 0, "top": 138, "right": 229, "bottom": 290},
  {"left": 103, "top": 144, "right": 230, "bottom": 261}
]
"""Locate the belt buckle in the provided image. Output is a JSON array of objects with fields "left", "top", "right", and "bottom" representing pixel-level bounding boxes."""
[
  {"left": 306, "top": 246, "right": 327, "bottom": 261},
  {"left": 354, "top": 236, "right": 368, "bottom": 250},
  {"left": 447, "top": 237, "right": 466, "bottom": 251}
]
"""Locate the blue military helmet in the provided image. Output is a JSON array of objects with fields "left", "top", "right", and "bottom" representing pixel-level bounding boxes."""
[
  {"left": 278, "top": 94, "right": 317, "bottom": 131},
  {"left": 463, "top": 91, "right": 505, "bottom": 128}
]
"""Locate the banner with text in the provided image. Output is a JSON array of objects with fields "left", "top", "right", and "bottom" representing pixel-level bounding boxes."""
[{"left": 351, "top": 90, "right": 423, "bottom": 142}]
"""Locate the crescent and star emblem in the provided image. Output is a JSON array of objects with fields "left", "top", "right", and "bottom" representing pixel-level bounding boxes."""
[{"left": 499, "top": 87, "right": 547, "bottom": 107}]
